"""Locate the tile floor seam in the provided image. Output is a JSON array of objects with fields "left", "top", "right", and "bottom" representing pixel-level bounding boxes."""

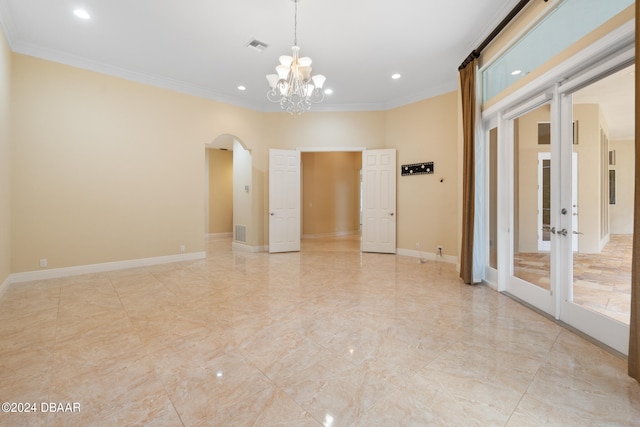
[
  {"left": 47, "top": 286, "right": 63, "bottom": 404},
  {"left": 503, "top": 327, "right": 563, "bottom": 426},
  {"left": 108, "top": 273, "right": 187, "bottom": 427}
]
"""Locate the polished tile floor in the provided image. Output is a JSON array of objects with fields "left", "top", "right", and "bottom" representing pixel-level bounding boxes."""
[{"left": 1, "top": 235, "right": 639, "bottom": 426}]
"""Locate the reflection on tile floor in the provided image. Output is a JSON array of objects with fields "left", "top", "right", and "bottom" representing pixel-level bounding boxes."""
[
  {"left": 514, "top": 235, "right": 632, "bottom": 324},
  {"left": 1, "top": 235, "right": 639, "bottom": 426}
]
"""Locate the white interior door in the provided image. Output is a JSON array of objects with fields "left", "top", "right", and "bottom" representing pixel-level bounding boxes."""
[
  {"left": 362, "top": 149, "right": 396, "bottom": 253},
  {"left": 269, "top": 149, "right": 300, "bottom": 253}
]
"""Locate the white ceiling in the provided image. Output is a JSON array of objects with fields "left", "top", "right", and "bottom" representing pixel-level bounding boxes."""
[{"left": 0, "top": 0, "right": 522, "bottom": 112}]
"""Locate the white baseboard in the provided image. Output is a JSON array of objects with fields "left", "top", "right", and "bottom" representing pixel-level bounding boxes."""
[
  {"left": 206, "top": 232, "right": 233, "bottom": 238},
  {"left": 0, "top": 275, "right": 10, "bottom": 298},
  {"left": 9, "top": 252, "right": 206, "bottom": 284},
  {"left": 396, "top": 248, "right": 458, "bottom": 265},
  {"left": 302, "top": 231, "right": 359, "bottom": 239},
  {"left": 231, "top": 242, "right": 267, "bottom": 253}
]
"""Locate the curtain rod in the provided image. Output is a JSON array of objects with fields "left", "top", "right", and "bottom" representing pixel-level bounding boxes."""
[{"left": 458, "top": 0, "right": 548, "bottom": 70}]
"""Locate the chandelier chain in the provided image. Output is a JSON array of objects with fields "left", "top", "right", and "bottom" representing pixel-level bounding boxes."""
[{"left": 293, "top": 0, "right": 297, "bottom": 46}]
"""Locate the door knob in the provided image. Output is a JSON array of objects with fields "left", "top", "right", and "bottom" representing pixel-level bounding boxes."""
[
  {"left": 559, "top": 228, "right": 568, "bottom": 236},
  {"left": 270, "top": 213, "right": 275, "bottom": 216},
  {"left": 390, "top": 213, "right": 394, "bottom": 216},
  {"left": 550, "top": 227, "right": 556, "bottom": 234}
]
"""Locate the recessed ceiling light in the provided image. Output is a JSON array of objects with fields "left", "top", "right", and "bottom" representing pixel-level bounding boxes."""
[
  {"left": 391, "top": 73, "right": 402, "bottom": 80},
  {"left": 73, "top": 9, "right": 91, "bottom": 20},
  {"left": 324, "top": 88, "right": 333, "bottom": 95},
  {"left": 237, "top": 85, "right": 246, "bottom": 91},
  {"left": 511, "top": 70, "right": 522, "bottom": 76}
]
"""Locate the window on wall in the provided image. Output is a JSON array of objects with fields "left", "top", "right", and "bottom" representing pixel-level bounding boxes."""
[{"left": 482, "top": 0, "right": 634, "bottom": 102}]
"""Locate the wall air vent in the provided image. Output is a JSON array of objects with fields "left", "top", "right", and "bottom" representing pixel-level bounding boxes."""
[
  {"left": 245, "top": 39, "right": 268, "bottom": 52},
  {"left": 235, "top": 225, "right": 247, "bottom": 243}
]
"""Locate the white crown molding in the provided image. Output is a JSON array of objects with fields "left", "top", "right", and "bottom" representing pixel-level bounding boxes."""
[
  {"left": 0, "top": 0, "right": 17, "bottom": 49},
  {"left": 8, "top": 251, "right": 206, "bottom": 284},
  {"left": 13, "top": 41, "right": 263, "bottom": 112},
  {"left": 12, "top": 39, "right": 457, "bottom": 114},
  {"left": 463, "top": 0, "right": 531, "bottom": 54}
]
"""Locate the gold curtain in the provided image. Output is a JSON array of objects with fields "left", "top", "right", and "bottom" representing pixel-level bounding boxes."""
[
  {"left": 629, "top": 5, "right": 639, "bottom": 382},
  {"left": 459, "top": 58, "right": 478, "bottom": 285}
]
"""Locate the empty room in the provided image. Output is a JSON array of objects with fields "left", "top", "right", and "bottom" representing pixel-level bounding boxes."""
[{"left": 1, "top": 0, "right": 639, "bottom": 425}]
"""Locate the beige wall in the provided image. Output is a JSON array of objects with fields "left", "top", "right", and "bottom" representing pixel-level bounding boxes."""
[
  {"left": 386, "top": 92, "right": 459, "bottom": 256},
  {"left": 301, "top": 152, "right": 361, "bottom": 237},
  {"left": 0, "top": 28, "right": 10, "bottom": 285},
  {"left": 256, "top": 111, "right": 387, "bottom": 246},
  {"left": 11, "top": 54, "right": 265, "bottom": 272},
  {"left": 610, "top": 139, "right": 635, "bottom": 235},
  {"left": 8, "top": 52, "right": 461, "bottom": 273},
  {"left": 207, "top": 149, "right": 233, "bottom": 234}
]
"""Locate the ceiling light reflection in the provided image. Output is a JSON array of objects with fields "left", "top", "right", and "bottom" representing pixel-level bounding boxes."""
[
  {"left": 73, "top": 9, "right": 91, "bottom": 20},
  {"left": 324, "top": 414, "right": 334, "bottom": 427}
]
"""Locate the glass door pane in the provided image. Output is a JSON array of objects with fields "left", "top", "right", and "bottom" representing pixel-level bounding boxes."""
[
  {"left": 488, "top": 127, "right": 498, "bottom": 269},
  {"left": 570, "top": 65, "right": 634, "bottom": 326},
  {"left": 512, "top": 105, "right": 552, "bottom": 291}
]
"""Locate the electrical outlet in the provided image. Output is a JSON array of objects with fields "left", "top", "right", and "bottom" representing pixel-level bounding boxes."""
[
  {"left": 179, "top": 245, "right": 186, "bottom": 253},
  {"left": 39, "top": 259, "right": 47, "bottom": 268}
]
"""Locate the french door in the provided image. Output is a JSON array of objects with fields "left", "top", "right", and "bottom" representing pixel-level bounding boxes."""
[{"left": 492, "top": 69, "right": 632, "bottom": 354}]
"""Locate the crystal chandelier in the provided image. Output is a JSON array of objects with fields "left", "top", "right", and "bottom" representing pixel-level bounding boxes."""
[{"left": 266, "top": 0, "right": 326, "bottom": 114}]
